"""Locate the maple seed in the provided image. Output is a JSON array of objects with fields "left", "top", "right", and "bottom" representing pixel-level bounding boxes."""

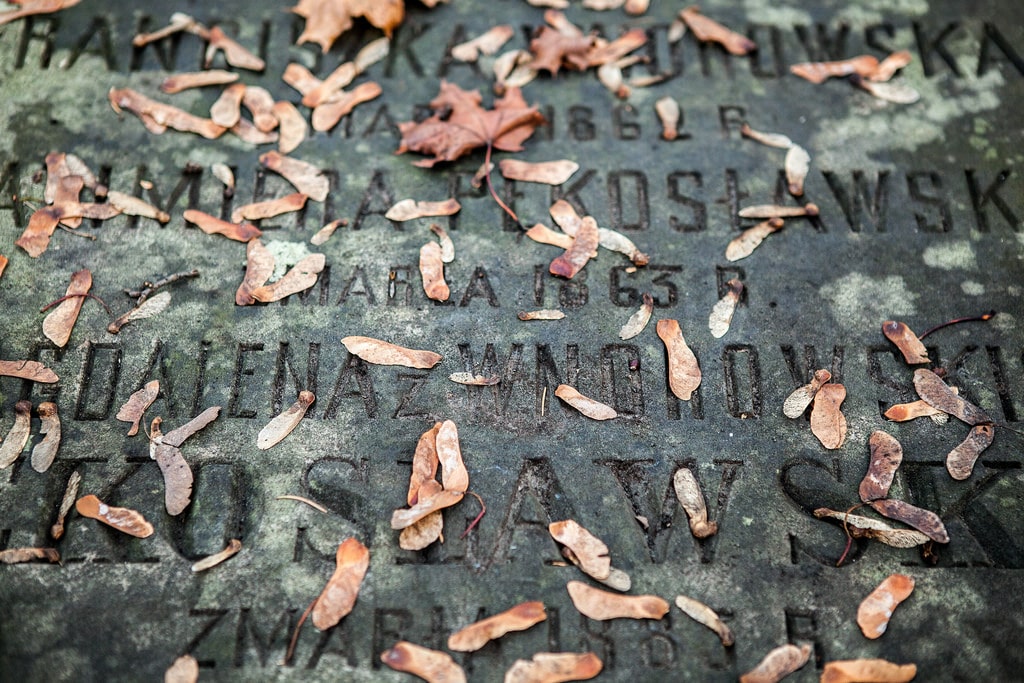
[
  {"left": 109, "top": 88, "right": 226, "bottom": 139},
  {"left": 43, "top": 269, "right": 92, "bottom": 348},
  {"left": 191, "top": 539, "right": 242, "bottom": 572},
  {"left": 160, "top": 70, "right": 238, "bottom": 93},
  {"left": 236, "top": 239, "right": 276, "bottom": 305},
  {"left": 810, "top": 382, "right": 848, "bottom": 449},
  {"left": 882, "top": 321, "right": 930, "bottom": 364},
  {"left": 204, "top": 25, "right": 265, "bottom": 71},
  {"left": 242, "top": 86, "right": 278, "bottom": 132},
  {"left": 740, "top": 643, "right": 812, "bottom": 683},
  {"left": 709, "top": 278, "right": 743, "bottom": 338},
  {"left": 946, "top": 423, "right": 995, "bottom": 481},
  {"left": 820, "top": 659, "right": 917, "bottom": 683},
  {"left": 554, "top": 385, "right": 617, "bottom": 420},
  {"left": 852, "top": 76, "right": 921, "bottom": 104},
  {"left": 860, "top": 431, "right": 904, "bottom": 502},
  {"left": 884, "top": 399, "right": 949, "bottom": 424},
  {"left": 679, "top": 6, "right": 756, "bottom": 55},
  {"left": 551, "top": 216, "right": 600, "bottom": 279},
  {"left": 0, "top": 547, "right": 61, "bottom": 565},
  {"left": 857, "top": 574, "right": 915, "bottom": 639},
  {"left": 257, "top": 391, "right": 315, "bottom": 449},
  {"left": 386, "top": 198, "right": 461, "bottom": 221},
  {"left": 813, "top": 508, "right": 931, "bottom": 549},
  {"left": 251, "top": 253, "right": 327, "bottom": 303},
  {"left": 0, "top": 400, "right": 32, "bottom": 469},
  {"left": 739, "top": 203, "right": 819, "bottom": 219},
  {"left": 107, "top": 291, "right": 172, "bottom": 334},
  {"left": 380, "top": 641, "right": 467, "bottom": 683},
  {"left": 549, "top": 520, "right": 612, "bottom": 580},
  {"left": 449, "top": 372, "right": 499, "bottom": 386},
  {"left": 673, "top": 468, "right": 718, "bottom": 538},
  {"left": 273, "top": 101, "right": 308, "bottom": 155},
  {"left": 75, "top": 494, "right": 154, "bottom": 538},
  {"left": 566, "top": 581, "right": 669, "bottom": 621},
  {"left": 184, "top": 210, "right": 261, "bottom": 242},
  {"left": 311, "top": 218, "right": 347, "bottom": 246},
  {"left": 657, "top": 319, "right": 702, "bottom": 401},
  {"left": 655, "top": 96, "right": 681, "bottom": 140},
  {"left": 783, "top": 368, "right": 831, "bottom": 418},
  {"left": 231, "top": 192, "right": 308, "bottom": 223},
  {"left": 312, "top": 537, "right": 370, "bottom": 630},
  {"left": 342, "top": 336, "right": 442, "bottom": 369},
  {"left": 870, "top": 498, "right": 949, "bottom": 543},
  {"left": 448, "top": 601, "right": 547, "bottom": 652},
  {"left": 311, "top": 81, "right": 383, "bottom": 132},
  {"left": 674, "top": 595, "right": 734, "bottom": 646},
  {"left": 790, "top": 55, "right": 880, "bottom": 84},
  {"left": 784, "top": 145, "right": 811, "bottom": 196},
  {"left": 452, "top": 25, "right": 515, "bottom": 62},
  {"left": 164, "top": 654, "right": 199, "bottom": 683},
  {"left": 619, "top": 293, "right": 654, "bottom": 340},
  {"left": 519, "top": 309, "right": 566, "bottom": 321},
  {"left": 108, "top": 191, "right": 171, "bottom": 223},
  {"left": 210, "top": 83, "right": 245, "bottom": 128},
  {"left": 913, "top": 368, "right": 992, "bottom": 426},
  {"left": 259, "top": 152, "right": 328, "bottom": 202},
  {"left": 499, "top": 159, "right": 580, "bottom": 186},
  {"left": 30, "top": 402, "right": 61, "bottom": 473},
  {"left": 0, "top": 360, "right": 59, "bottom": 383},
  {"left": 504, "top": 652, "right": 603, "bottom": 683},
  {"left": 527, "top": 223, "right": 575, "bottom": 250},
  {"left": 51, "top": 470, "right": 81, "bottom": 540}
]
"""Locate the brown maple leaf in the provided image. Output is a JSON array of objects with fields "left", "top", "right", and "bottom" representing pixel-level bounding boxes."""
[
  {"left": 529, "top": 26, "right": 595, "bottom": 75},
  {"left": 290, "top": 0, "right": 404, "bottom": 52},
  {"left": 397, "top": 81, "right": 544, "bottom": 220}
]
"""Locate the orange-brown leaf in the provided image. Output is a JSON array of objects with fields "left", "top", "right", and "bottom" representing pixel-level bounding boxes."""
[{"left": 291, "top": 0, "right": 404, "bottom": 52}]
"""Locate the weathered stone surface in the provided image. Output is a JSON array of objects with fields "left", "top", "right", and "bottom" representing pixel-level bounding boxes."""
[{"left": 1, "top": 1, "right": 1023, "bottom": 681}]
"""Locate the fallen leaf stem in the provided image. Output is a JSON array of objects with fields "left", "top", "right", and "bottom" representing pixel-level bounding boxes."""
[
  {"left": 284, "top": 596, "right": 318, "bottom": 666},
  {"left": 836, "top": 502, "right": 868, "bottom": 567},
  {"left": 918, "top": 311, "right": 996, "bottom": 340},
  {"left": 483, "top": 142, "right": 520, "bottom": 225},
  {"left": 126, "top": 269, "right": 200, "bottom": 305},
  {"left": 460, "top": 491, "right": 486, "bottom": 539},
  {"left": 40, "top": 292, "right": 112, "bottom": 314}
]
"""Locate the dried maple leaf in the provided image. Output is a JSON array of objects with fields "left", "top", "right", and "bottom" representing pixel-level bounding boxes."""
[
  {"left": 312, "top": 537, "right": 370, "bottom": 630},
  {"left": 291, "top": 0, "right": 404, "bottom": 52},
  {"left": 529, "top": 26, "right": 595, "bottom": 74}
]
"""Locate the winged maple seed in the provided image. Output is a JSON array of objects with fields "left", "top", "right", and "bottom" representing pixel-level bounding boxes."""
[
  {"left": 0, "top": 255, "right": 8, "bottom": 280},
  {"left": 42, "top": 269, "right": 92, "bottom": 348},
  {"left": 504, "top": 652, "right": 603, "bottom": 683},
  {"left": 312, "top": 537, "right": 370, "bottom": 630},
  {"left": 30, "top": 402, "right": 60, "bottom": 473},
  {"left": 250, "top": 253, "right": 326, "bottom": 303},
  {"left": 0, "top": 360, "right": 59, "bottom": 383},
  {"left": 674, "top": 595, "right": 734, "bottom": 646},
  {"left": 452, "top": 24, "right": 515, "bottom": 62},
  {"left": 150, "top": 407, "right": 220, "bottom": 515},
  {"left": 679, "top": 6, "right": 756, "bottom": 55},
  {"left": 740, "top": 643, "right": 812, "bottom": 683},
  {"left": 51, "top": 470, "right": 81, "bottom": 540},
  {"left": 386, "top": 198, "right": 461, "bottom": 221},
  {"left": 394, "top": 421, "right": 467, "bottom": 548},
  {"left": 813, "top": 508, "right": 931, "bottom": 548},
  {"left": 259, "top": 152, "right": 329, "bottom": 202},
  {"left": 191, "top": 539, "right": 242, "bottom": 572},
  {"left": 160, "top": 70, "right": 238, "bottom": 94},
  {"left": 882, "top": 320, "right": 930, "bottom": 364},
  {"left": 311, "top": 218, "right": 347, "bottom": 245},
  {"left": 0, "top": 0, "right": 80, "bottom": 26},
  {"left": 499, "top": 159, "right": 579, "bottom": 186},
  {"left": 790, "top": 55, "right": 881, "bottom": 84},
  {"left": 884, "top": 398, "right": 949, "bottom": 424},
  {"left": 241, "top": 86, "right": 278, "bottom": 132},
  {"left": 107, "top": 191, "right": 170, "bottom": 223},
  {"left": 913, "top": 368, "right": 992, "bottom": 426},
  {"left": 184, "top": 210, "right": 262, "bottom": 242},
  {"left": 739, "top": 203, "right": 819, "bottom": 219},
  {"left": 566, "top": 581, "right": 669, "bottom": 621},
  {"left": 549, "top": 520, "right": 612, "bottom": 580},
  {"left": 0, "top": 547, "right": 61, "bottom": 565},
  {"left": 17, "top": 202, "right": 120, "bottom": 257},
  {"left": 726, "top": 218, "right": 784, "bottom": 262},
  {"left": 655, "top": 96, "right": 681, "bottom": 140},
  {"left": 820, "top": 659, "right": 917, "bottom": 683},
  {"left": 420, "top": 241, "right": 450, "bottom": 302},
  {"left": 673, "top": 468, "right": 717, "bottom": 538},
  {"left": 107, "top": 291, "right": 172, "bottom": 334},
  {"left": 109, "top": 88, "right": 226, "bottom": 139},
  {"left": 860, "top": 431, "right": 903, "bottom": 502},
  {"left": 554, "top": 384, "right": 617, "bottom": 420},
  {"left": 619, "top": 293, "right": 653, "bottom": 340},
  {"left": 210, "top": 83, "right": 245, "bottom": 127},
  {"left": 164, "top": 654, "right": 199, "bottom": 683},
  {"left": 519, "top": 309, "right": 565, "bottom": 321},
  {"left": 0, "top": 400, "right": 32, "bottom": 469},
  {"left": 381, "top": 641, "right": 466, "bottom": 683},
  {"left": 257, "top": 391, "right": 315, "bottom": 449},
  {"left": 273, "top": 101, "right": 307, "bottom": 154},
  {"left": 448, "top": 372, "right": 499, "bottom": 386},
  {"left": 447, "top": 601, "right": 547, "bottom": 652},
  {"left": 810, "top": 382, "right": 848, "bottom": 449},
  {"left": 858, "top": 574, "right": 915, "bottom": 639},
  {"left": 656, "top": 319, "right": 701, "bottom": 401},
  {"left": 75, "top": 494, "right": 154, "bottom": 538},
  {"left": 870, "top": 498, "right": 949, "bottom": 543},
  {"left": 947, "top": 423, "right": 995, "bottom": 481},
  {"left": 231, "top": 193, "right": 308, "bottom": 223},
  {"left": 342, "top": 336, "right": 442, "bottom": 369},
  {"left": 709, "top": 278, "right": 743, "bottom": 339},
  {"left": 782, "top": 368, "right": 831, "bottom": 418}
]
